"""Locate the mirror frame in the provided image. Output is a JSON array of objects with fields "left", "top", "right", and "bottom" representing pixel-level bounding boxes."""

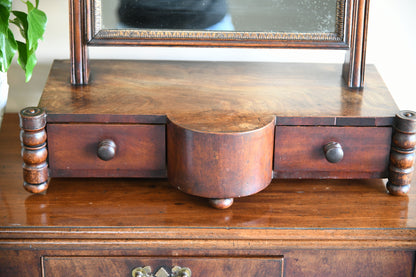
[
  {"left": 89, "top": 0, "right": 347, "bottom": 48},
  {"left": 69, "top": 0, "right": 369, "bottom": 88}
]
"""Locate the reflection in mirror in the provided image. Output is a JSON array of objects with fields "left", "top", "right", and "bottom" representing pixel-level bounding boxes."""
[{"left": 101, "top": 0, "right": 339, "bottom": 33}]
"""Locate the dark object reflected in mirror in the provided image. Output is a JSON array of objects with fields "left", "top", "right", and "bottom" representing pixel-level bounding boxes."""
[
  {"left": 113, "top": 0, "right": 338, "bottom": 32},
  {"left": 117, "top": 0, "right": 234, "bottom": 30}
]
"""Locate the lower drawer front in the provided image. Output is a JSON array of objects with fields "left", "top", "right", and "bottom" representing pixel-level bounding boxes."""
[
  {"left": 42, "top": 256, "right": 284, "bottom": 277},
  {"left": 48, "top": 124, "right": 166, "bottom": 177},
  {"left": 274, "top": 126, "right": 392, "bottom": 179}
]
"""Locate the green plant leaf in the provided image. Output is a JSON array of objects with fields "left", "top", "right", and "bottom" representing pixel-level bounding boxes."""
[
  {"left": 26, "top": 6, "right": 46, "bottom": 51},
  {"left": 16, "top": 41, "right": 27, "bottom": 70},
  {"left": 11, "top": 11, "right": 29, "bottom": 39},
  {"left": 1, "top": 0, "right": 46, "bottom": 80},
  {"left": 25, "top": 0, "right": 34, "bottom": 11},
  {"left": 0, "top": 0, "right": 12, "bottom": 10},
  {"left": 0, "top": 0, "right": 14, "bottom": 72},
  {"left": 16, "top": 40, "right": 37, "bottom": 82},
  {"left": 0, "top": 3, "right": 11, "bottom": 34},
  {"left": 0, "top": 28, "right": 17, "bottom": 72},
  {"left": 24, "top": 49, "right": 37, "bottom": 82}
]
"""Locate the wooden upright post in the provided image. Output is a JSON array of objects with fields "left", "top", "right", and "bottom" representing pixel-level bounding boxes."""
[
  {"left": 20, "top": 107, "right": 49, "bottom": 194},
  {"left": 69, "top": 0, "right": 89, "bottom": 85},
  {"left": 387, "top": 111, "right": 416, "bottom": 195},
  {"left": 343, "top": 0, "right": 370, "bottom": 88}
]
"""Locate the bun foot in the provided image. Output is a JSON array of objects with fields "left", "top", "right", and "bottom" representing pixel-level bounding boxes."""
[
  {"left": 23, "top": 181, "right": 49, "bottom": 194},
  {"left": 386, "top": 182, "right": 410, "bottom": 196},
  {"left": 208, "top": 198, "right": 234, "bottom": 209}
]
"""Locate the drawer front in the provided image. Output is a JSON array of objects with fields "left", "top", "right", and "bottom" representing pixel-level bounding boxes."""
[
  {"left": 274, "top": 126, "right": 392, "bottom": 179},
  {"left": 42, "top": 256, "right": 284, "bottom": 277},
  {"left": 48, "top": 124, "right": 166, "bottom": 177}
]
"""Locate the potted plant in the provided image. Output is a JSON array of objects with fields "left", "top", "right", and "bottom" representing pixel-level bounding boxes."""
[{"left": 0, "top": 0, "right": 47, "bottom": 127}]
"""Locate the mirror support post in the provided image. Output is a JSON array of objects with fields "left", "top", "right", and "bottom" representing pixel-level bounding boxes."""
[
  {"left": 70, "top": 0, "right": 90, "bottom": 85},
  {"left": 342, "top": 0, "right": 370, "bottom": 89}
]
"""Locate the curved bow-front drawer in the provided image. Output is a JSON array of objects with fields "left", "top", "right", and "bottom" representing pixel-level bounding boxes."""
[
  {"left": 47, "top": 124, "right": 166, "bottom": 178},
  {"left": 274, "top": 126, "right": 392, "bottom": 179}
]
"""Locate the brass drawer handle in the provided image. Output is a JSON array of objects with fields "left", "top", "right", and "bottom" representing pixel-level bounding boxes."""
[
  {"left": 132, "top": 266, "right": 192, "bottom": 277},
  {"left": 97, "top": 139, "right": 116, "bottom": 161},
  {"left": 323, "top": 141, "right": 344, "bottom": 163},
  {"left": 172, "top": 266, "right": 192, "bottom": 277},
  {"left": 132, "top": 266, "right": 152, "bottom": 277}
]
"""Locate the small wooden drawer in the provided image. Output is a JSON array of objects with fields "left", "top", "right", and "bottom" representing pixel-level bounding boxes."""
[
  {"left": 47, "top": 124, "right": 166, "bottom": 177},
  {"left": 274, "top": 126, "right": 392, "bottom": 179},
  {"left": 42, "top": 256, "right": 284, "bottom": 277}
]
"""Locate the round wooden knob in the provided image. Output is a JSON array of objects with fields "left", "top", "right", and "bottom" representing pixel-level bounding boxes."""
[
  {"left": 97, "top": 139, "right": 116, "bottom": 161},
  {"left": 323, "top": 142, "right": 343, "bottom": 163}
]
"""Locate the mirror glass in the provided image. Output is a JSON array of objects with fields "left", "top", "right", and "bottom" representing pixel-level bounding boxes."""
[{"left": 100, "top": 0, "right": 340, "bottom": 33}]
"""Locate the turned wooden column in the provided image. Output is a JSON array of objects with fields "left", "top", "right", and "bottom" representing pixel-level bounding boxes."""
[
  {"left": 387, "top": 111, "right": 416, "bottom": 195},
  {"left": 19, "top": 107, "right": 49, "bottom": 193}
]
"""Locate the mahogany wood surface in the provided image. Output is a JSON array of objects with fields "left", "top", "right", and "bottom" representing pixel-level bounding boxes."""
[
  {"left": 167, "top": 118, "right": 275, "bottom": 199},
  {"left": 19, "top": 108, "right": 49, "bottom": 193},
  {"left": 43, "top": 256, "right": 284, "bottom": 277},
  {"left": 39, "top": 60, "right": 398, "bottom": 128},
  {"left": 69, "top": 0, "right": 89, "bottom": 84},
  {"left": 342, "top": 0, "right": 370, "bottom": 88},
  {"left": 33, "top": 60, "right": 407, "bottom": 206},
  {"left": 2, "top": 116, "right": 416, "bottom": 227},
  {"left": 387, "top": 111, "right": 416, "bottom": 196},
  {"left": 2, "top": 113, "right": 416, "bottom": 276},
  {"left": 274, "top": 126, "right": 392, "bottom": 179},
  {"left": 47, "top": 123, "right": 166, "bottom": 178},
  {"left": 3, "top": 113, "right": 416, "bottom": 230}
]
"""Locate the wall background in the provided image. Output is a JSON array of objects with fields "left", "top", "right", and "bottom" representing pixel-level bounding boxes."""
[{"left": 6, "top": 0, "right": 416, "bottom": 112}]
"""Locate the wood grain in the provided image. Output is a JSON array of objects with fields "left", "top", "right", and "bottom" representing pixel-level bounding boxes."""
[
  {"left": 1, "top": 114, "right": 415, "bottom": 231},
  {"left": 39, "top": 60, "right": 398, "bottom": 127},
  {"left": 274, "top": 126, "right": 392, "bottom": 178},
  {"left": 19, "top": 107, "right": 49, "bottom": 193},
  {"left": 42, "top": 256, "right": 284, "bottom": 277},
  {"left": 37, "top": 60, "right": 403, "bottom": 201},
  {"left": 387, "top": 111, "right": 416, "bottom": 195},
  {"left": 69, "top": 0, "right": 89, "bottom": 84},
  {"left": 342, "top": 0, "right": 370, "bottom": 88},
  {"left": 167, "top": 116, "right": 274, "bottom": 199},
  {"left": 1, "top": 114, "right": 415, "bottom": 276},
  {"left": 47, "top": 123, "right": 166, "bottom": 178}
]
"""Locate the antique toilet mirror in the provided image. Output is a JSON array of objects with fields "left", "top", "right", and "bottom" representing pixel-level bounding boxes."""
[
  {"left": 71, "top": 0, "right": 365, "bottom": 87},
  {"left": 20, "top": 0, "right": 416, "bottom": 208}
]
